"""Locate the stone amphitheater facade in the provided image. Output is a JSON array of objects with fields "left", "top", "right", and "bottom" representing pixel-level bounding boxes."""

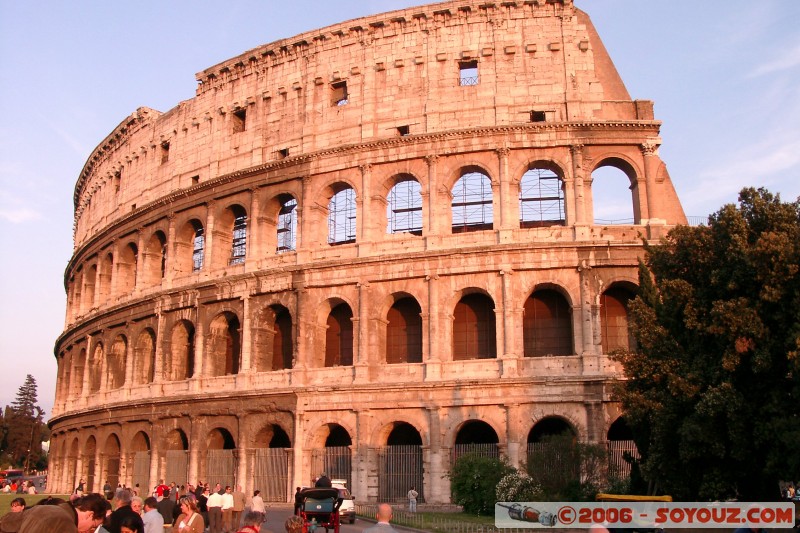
[{"left": 48, "top": 0, "right": 686, "bottom": 503}]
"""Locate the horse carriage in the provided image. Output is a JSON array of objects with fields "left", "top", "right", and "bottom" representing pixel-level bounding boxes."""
[{"left": 298, "top": 487, "right": 344, "bottom": 532}]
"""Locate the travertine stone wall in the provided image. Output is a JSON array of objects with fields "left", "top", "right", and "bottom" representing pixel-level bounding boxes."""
[{"left": 50, "top": 0, "right": 687, "bottom": 503}]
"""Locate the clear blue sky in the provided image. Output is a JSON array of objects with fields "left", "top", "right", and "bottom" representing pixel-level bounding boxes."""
[{"left": 1, "top": 1, "right": 798, "bottom": 418}]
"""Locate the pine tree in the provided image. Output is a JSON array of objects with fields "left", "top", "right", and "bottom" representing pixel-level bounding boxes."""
[{"left": 4, "top": 375, "right": 47, "bottom": 471}]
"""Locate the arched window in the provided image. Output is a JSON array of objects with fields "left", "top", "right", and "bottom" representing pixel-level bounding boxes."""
[
  {"left": 168, "top": 320, "right": 195, "bottom": 381},
  {"left": 89, "top": 344, "right": 103, "bottom": 392},
  {"left": 601, "top": 286, "right": 637, "bottom": 353},
  {"left": 83, "top": 264, "right": 96, "bottom": 311},
  {"left": 118, "top": 242, "right": 138, "bottom": 293},
  {"left": 230, "top": 205, "right": 247, "bottom": 265},
  {"left": 134, "top": 328, "right": 156, "bottom": 385},
  {"left": 272, "top": 308, "right": 293, "bottom": 371},
  {"left": 328, "top": 186, "right": 356, "bottom": 245},
  {"left": 325, "top": 304, "right": 353, "bottom": 366},
  {"left": 453, "top": 294, "right": 496, "bottom": 360},
  {"left": 192, "top": 221, "right": 205, "bottom": 272},
  {"left": 254, "top": 305, "right": 294, "bottom": 371},
  {"left": 452, "top": 171, "right": 493, "bottom": 233},
  {"left": 277, "top": 195, "right": 298, "bottom": 253},
  {"left": 107, "top": 335, "right": 127, "bottom": 390},
  {"left": 386, "top": 298, "right": 422, "bottom": 364},
  {"left": 97, "top": 253, "right": 113, "bottom": 303},
  {"left": 143, "top": 231, "right": 167, "bottom": 285},
  {"left": 523, "top": 289, "right": 573, "bottom": 356},
  {"left": 72, "top": 348, "right": 86, "bottom": 397},
  {"left": 207, "top": 313, "right": 241, "bottom": 376},
  {"left": 520, "top": 167, "right": 565, "bottom": 227},
  {"left": 387, "top": 179, "right": 422, "bottom": 235},
  {"left": 591, "top": 160, "right": 637, "bottom": 224}
]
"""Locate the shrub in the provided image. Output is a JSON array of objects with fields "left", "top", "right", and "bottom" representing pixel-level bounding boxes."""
[
  {"left": 496, "top": 470, "right": 543, "bottom": 502},
  {"left": 450, "top": 454, "right": 514, "bottom": 515}
]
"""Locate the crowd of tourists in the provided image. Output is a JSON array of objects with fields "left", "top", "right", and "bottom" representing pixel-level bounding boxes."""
[
  {"left": 0, "top": 479, "right": 274, "bottom": 533},
  {"left": 0, "top": 474, "right": 405, "bottom": 533}
]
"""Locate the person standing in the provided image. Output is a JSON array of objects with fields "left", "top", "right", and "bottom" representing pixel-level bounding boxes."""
[
  {"left": 174, "top": 496, "right": 204, "bottom": 533},
  {"left": 231, "top": 485, "right": 246, "bottom": 529},
  {"left": 142, "top": 497, "right": 164, "bottom": 533},
  {"left": 363, "top": 503, "right": 399, "bottom": 532},
  {"left": 249, "top": 490, "right": 265, "bottom": 514},
  {"left": 156, "top": 489, "right": 175, "bottom": 527},
  {"left": 407, "top": 486, "right": 418, "bottom": 513},
  {"left": 206, "top": 487, "right": 224, "bottom": 533},
  {"left": 220, "top": 486, "right": 234, "bottom": 533}
]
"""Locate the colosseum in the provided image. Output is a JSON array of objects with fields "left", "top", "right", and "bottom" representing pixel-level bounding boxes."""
[{"left": 48, "top": 0, "right": 686, "bottom": 503}]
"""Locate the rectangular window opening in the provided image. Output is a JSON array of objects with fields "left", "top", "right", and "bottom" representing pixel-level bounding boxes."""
[
  {"left": 191, "top": 175, "right": 200, "bottom": 185},
  {"left": 278, "top": 148, "right": 290, "bottom": 159},
  {"left": 530, "top": 111, "right": 546, "bottom": 122},
  {"left": 332, "top": 81, "right": 348, "bottom": 106},
  {"left": 459, "top": 61, "right": 479, "bottom": 86},
  {"left": 160, "top": 142, "right": 170, "bottom": 164},
  {"left": 397, "top": 125, "right": 410, "bottom": 136},
  {"left": 232, "top": 108, "right": 246, "bottom": 133}
]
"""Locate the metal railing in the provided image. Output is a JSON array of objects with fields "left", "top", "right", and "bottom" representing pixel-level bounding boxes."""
[{"left": 357, "top": 504, "right": 539, "bottom": 532}]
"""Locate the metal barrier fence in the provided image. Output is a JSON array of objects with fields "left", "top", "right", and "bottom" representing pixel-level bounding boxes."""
[
  {"left": 253, "top": 448, "right": 290, "bottom": 501},
  {"left": 311, "top": 446, "right": 351, "bottom": 489},
  {"left": 356, "top": 504, "right": 539, "bottom": 533},
  {"left": 452, "top": 443, "right": 500, "bottom": 464},
  {"left": 206, "top": 449, "right": 237, "bottom": 487},
  {"left": 377, "top": 445, "right": 424, "bottom": 503},
  {"left": 132, "top": 451, "right": 150, "bottom": 493},
  {"left": 606, "top": 440, "right": 639, "bottom": 479},
  {"left": 165, "top": 450, "right": 188, "bottom": 486}
]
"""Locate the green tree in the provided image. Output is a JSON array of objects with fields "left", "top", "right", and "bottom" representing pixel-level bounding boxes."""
[
  {"left": 4, "top": 374, "right": 47, "bottom": 471},
  {"left": 613, "top": 188, "right": 800, "bottom": 500}
]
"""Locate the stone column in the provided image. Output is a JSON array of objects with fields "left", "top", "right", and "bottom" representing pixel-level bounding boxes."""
[
  {"left": 499, "top": 268, "right": 518, "bottom": 377},
  {"left": 164, "top": 214, "right": 176, "bottom": 288},
  {"left": 188, "top": 420, "right": 201, "bottom": 488},
  {"left": 153, "top": 309, "right": 166, "bottom": 383},
  {"left": 424, "top": 274, "right": 442, "bottom": 380},
  {"left": 355, "top": 281, "right": 371, "bottom": 382},
  {"left": 124, "top": 324, "right": 135, "bottom": 395},
  {"left": 641, "top": 141, "right": 660, "bottom": 222},
  {"left": 134, "top": 229, "right": 146, "bottom": 291},
  {"left": 424, "top": 155, "right": 440, "bottom": 236},
  {"left": 248, "top": 188, "right": 261, "bottom": 264},
  {"left": 359, "top": 164, "right": 372, "bottom": 243},
  {"left": 240, "top": 295, "right": 253, "bottom": 373},
  {"left": 149, "top": 428, "right": 160, "bottom": 497},
  {"left": 577, "top": 261, "right": 594, "bottom": 355},
  {"left": 496, "top": 148, "right": 515, "bottom": 230},
  {"left": 570, "top": 144, "right": 587, "bottom": 226},
  {"left": 425, "top": 407, "right": 447, "bottom": 503},
  {"left": 298, "top": 176, "right": 312, "bottom": 251},
  {"left": 203, "top": 202, "right": 216, "bottom": 274}
]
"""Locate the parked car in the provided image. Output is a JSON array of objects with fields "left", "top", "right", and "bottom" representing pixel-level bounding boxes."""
[{"left": 332, "top": 480, "right": 356, "bottom": 524}]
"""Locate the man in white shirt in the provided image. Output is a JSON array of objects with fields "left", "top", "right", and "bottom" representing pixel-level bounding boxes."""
[
  {"left": 207, "top": 488, "right": 224, "bottom": 533},
  {"left": 364, "top": 503, "right": 399, "bottom": 532},
  {"left": 221, "top": 486, "right": 235, "bottom": 533},
  {"left": 142, "top": 497, "right": 165, "bottom": 533}
]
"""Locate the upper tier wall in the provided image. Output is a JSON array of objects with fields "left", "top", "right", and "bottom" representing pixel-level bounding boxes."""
[{"left": 72, "top": 0, "right": 644, "bottom": 248}]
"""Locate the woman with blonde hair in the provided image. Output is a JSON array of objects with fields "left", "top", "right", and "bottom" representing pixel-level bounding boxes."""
[{"left": 174, "top": 496, "right": 204, "bottom": 533}]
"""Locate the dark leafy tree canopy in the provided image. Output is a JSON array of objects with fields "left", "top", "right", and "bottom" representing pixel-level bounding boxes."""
[{"left": 613, "top": 188, "right": 800, "bottom": 500}]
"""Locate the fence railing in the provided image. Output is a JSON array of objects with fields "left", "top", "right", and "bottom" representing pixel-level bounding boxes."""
[{"left": 357, "top": 504, "right": 539, "bottom": 532}]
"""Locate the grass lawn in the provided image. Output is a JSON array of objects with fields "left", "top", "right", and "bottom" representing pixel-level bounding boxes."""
[
  {"left": 359, "top": 507, "right": 502, "bottom": 533},
  {"left": 0, "top": 493, "right": 71, "bottom": 516}
]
